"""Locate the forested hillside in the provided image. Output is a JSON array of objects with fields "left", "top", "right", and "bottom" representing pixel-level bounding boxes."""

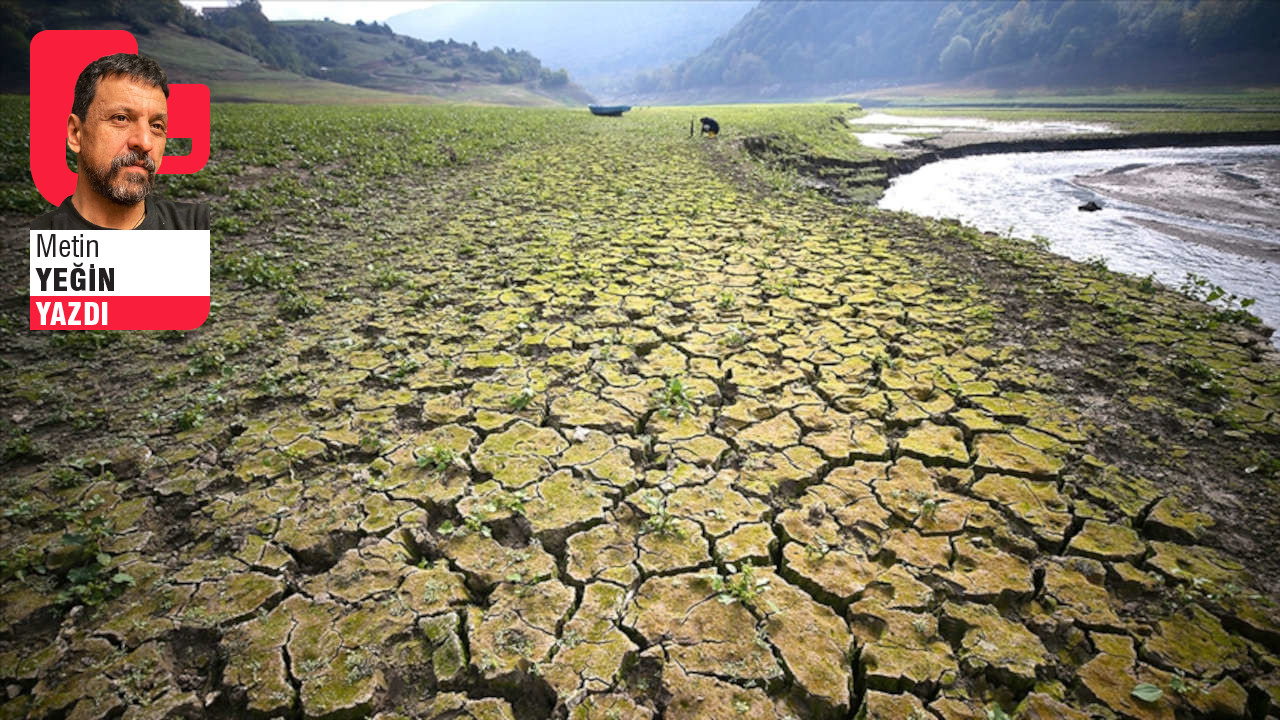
[
  {"left": 656, "top": 0, "right": 1280, "bottom": 95},
  {"left": 0, "top": 0, "right": 590, "bottom": 104}
]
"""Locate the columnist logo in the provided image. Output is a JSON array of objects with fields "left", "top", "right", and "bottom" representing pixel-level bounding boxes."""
[
  {"left": 29, "top": 30, "right": 210, "bottom": 206},
  {"left": 28, "top": 30, "right": 212, "bottom": 331}
]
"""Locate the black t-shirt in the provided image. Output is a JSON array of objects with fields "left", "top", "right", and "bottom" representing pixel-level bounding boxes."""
[{"left": 32, "top": 194, "right": 208, "bottom": 230}]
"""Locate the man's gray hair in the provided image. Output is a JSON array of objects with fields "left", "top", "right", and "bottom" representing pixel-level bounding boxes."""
[{"left": 71, "top": 53, "right": 169, "bottom": 120}]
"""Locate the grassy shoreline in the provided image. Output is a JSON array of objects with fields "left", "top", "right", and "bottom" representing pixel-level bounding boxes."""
[{"left": 846, "top": 86, "right": 1280, "bottom": 109}]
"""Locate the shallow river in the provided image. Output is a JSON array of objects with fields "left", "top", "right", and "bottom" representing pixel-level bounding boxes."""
[{"left": 879, "top": 145, "right": 1280, "bottom": 345}]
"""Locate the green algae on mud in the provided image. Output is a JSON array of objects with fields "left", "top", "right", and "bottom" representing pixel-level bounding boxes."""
[{"left": 1, "top": 97, "right": 1280, "bottom": 719}]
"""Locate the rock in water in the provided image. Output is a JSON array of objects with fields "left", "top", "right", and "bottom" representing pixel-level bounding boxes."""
[{"left": 1079, "top": 200, "right": 1102, "bottom": 212}]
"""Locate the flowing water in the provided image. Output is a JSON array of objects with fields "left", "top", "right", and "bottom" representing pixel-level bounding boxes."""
[{"left": 879, "top": 145, "right": 1280, "bottom": 344}]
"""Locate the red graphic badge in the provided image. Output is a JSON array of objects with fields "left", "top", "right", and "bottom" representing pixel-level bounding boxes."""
[
  {"left": 30, "top": 30, "right": 210, "bottom": 205},
  {"left": 29, "top": 30, "right": 211, "bottom": 331}
]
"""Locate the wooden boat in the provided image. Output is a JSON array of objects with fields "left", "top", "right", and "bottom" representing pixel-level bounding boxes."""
[{"left": 589, "top": 105, "right": 631, "bottom": 117}]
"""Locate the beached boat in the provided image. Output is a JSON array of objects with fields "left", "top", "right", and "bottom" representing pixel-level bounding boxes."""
[{"left": 589, "top": 105, "right": 631, "bottom": 117}]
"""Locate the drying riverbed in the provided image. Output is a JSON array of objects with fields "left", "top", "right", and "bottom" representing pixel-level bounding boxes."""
[
  {"left": 880, "top": 145, "right": 1280, "bottom": 343},
  {"left": 1075, "top": 155, "right": 1280, "bottom": 251},
  {"left": 2, "top": 101, "right": 1279, "bottom": 720}
]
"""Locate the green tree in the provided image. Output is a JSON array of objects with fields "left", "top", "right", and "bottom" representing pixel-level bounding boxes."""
[{"left": 723, "top": 51, "right": 769, "bottom": 86}]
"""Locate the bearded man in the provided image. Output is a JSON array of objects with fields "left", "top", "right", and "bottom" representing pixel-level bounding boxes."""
[{"left": 33, "top": 53, "right": 208, "bottom": 230}]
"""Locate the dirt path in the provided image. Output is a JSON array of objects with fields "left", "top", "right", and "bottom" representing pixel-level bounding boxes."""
[{"left": 2, "top": 110, "right": 1280, "bottom": 720}]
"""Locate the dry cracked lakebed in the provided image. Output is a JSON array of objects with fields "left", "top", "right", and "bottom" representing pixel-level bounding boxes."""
[{"left": 2, "top": 103, "right": 1280, "bottom": 719}]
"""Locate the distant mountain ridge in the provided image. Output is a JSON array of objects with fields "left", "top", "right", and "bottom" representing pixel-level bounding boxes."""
[
  {"left": 387, "top": 1, "right": 755, "bottom": 98},
  {"left": 1, "top": 0, "right": 592, "bottom": 105},
  {"left": 652, "top": 0, "right": 1280, "bottom": 99}
]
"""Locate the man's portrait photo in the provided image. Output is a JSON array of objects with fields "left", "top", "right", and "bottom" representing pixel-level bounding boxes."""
[{"left": 32, "top": 52, "right": 208, "bottom": 231}]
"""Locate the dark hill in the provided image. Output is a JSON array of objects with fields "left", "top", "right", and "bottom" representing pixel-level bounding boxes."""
[
  {"left": 1, "top": 0, "right": 592, "bottom": 106},
  {"left": 651, "top": 0, "right": 1280, "bottom": 100}
]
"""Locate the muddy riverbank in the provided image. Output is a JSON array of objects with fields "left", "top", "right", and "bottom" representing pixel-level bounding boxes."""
[
  {"left": 742, "top": 121, "right": 1280, "bottom": 207},
  {"left": 878, "top": 144, "right": 1280, "bottom": 345},
  {"left": 887, "top": 129, "right": 1280, "bottom": 179},
  {"left": 1076, "top": 156, "right": 1280, "bottom": 233}
]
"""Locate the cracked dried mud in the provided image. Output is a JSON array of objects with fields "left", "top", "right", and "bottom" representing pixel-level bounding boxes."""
[{"left": 2, "top": 101, "right": 1280, "bottom": 719}]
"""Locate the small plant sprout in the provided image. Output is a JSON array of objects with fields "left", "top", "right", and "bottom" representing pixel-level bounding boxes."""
[
  {"left": 281, "top": 443, "right": 311, "bottom": 480},
  {"left": 389, "top": 356, "right": 421, "bottom": 381},
  {"left": 1170, "top": 671, "right": 1201, "bottom": 697},
  {"left": 705, "top": 563, "right": 770, "bottom": 605},
  {"left": 868, "top": 351, "right": 897, "bottom": 373},
  {"left": 654, "top": 376, "right": 694, "bottom": 418},
  {"left": 721, "top": 324, "right": 750, "bottom": 348},
  {"left": 279, "top": 291, "right": 319, "bottom": 320},
  {"left": 804, "top": 537, "right": 832, "bottom": 561},
  {"left": 640, "top": 495, "right": 685, "bottom": 538},
  {"left": 717, "top": 292, "right": 737, "bottom": 310},
  {"left": 411, "top": 289, "right": 437, "bottom": 308},
  {"left": 344, "top": 652, "right": 374, "bottom": 683},
  {"left": 917, "top": 496, "right": 940, "bottom": 523},
  {"left": 416, "top": 445, "right": 456, "bottom": 473},
  {"left": 483, "top": 490, "right": 528, "bottom": 516},
  {"left": 1245, "top": 451, "right": 1280, "bottom": 478},
  {"left": 463, "top": 515, "right": 492, "bottom": 538},
  {"left": 509, "top": 385, "right": 536, "bottom": 411},
  {"left": 1178, "top": 272, "right": 1259, "bottom": 327},
  {"left": 174, "top": 405, "right": 205, "bottom": 431},
  {"left": 1171, "top": 358, "right": 1229, "bottom": 397}
]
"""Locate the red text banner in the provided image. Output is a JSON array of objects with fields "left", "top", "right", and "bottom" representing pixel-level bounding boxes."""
[{"left": 30, "top": 230, "right": 210, "bottom": 331}]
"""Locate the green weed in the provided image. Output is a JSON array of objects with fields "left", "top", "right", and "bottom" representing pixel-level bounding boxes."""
[
  {"left": 1131, "top": 683, "right": 1163, "bottom": 703},
  {"left": 1245, "top": 451, "right": 1280, "bottom": 478},
  {"left": 640, "top": 495, "right": 685, "bottom": 538},
  {"left": 705, "top": 562, "right": 770, "bottom": 605},
  {"left": 654, "top": 376, "right": 694, "bottom": 418},
  {"left": 279, "top": 291, "right": 319, "bottom": 319},
  {"left": 2, "top": 430, "right": 39, "bottom": 462},
  {"left": 215, "top": 252, "right": 299, "bottom": 291},
  {"left": 1179, "top": 273, "right": 1259, "bottom": 327},
  {"left": 509, "top": 385, "right": 536, "bottom": 411},
  {"left": 1084, "top": 255, "right": 1109, "bottom": 272},
  {"left": 416, "top": 445, "right": 456, "bottom": 473},
  {"left": 721, "top": 324, "right": 751, "bottom": 348},
  {"left": 49, "top": 331, "right": 120, "bottom": 359},
  {"left": 1170, "top": 358, "right": 1229, "bottom": 398}
]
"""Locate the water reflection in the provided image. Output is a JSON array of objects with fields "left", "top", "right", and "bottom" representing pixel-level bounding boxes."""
[
  {"left": 851, "top": 113, "right": 1113, "bottom": 148},
  {"left": 879, "top": 145, "right": 1280, "bottom": 345}
]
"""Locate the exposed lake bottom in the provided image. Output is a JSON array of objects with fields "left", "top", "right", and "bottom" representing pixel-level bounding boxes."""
[{"left": 879, "top": 145, "right": 1280, "bottom": 344}]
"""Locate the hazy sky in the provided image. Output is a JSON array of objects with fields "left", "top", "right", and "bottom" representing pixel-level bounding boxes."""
[{"left": 180, "top": 1, "right": 439, "bottom": 24}]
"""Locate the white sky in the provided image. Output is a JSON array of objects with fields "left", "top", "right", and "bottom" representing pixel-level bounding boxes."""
[{"left": 180, "top": 1, "right": 439, "bottom": 24}]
